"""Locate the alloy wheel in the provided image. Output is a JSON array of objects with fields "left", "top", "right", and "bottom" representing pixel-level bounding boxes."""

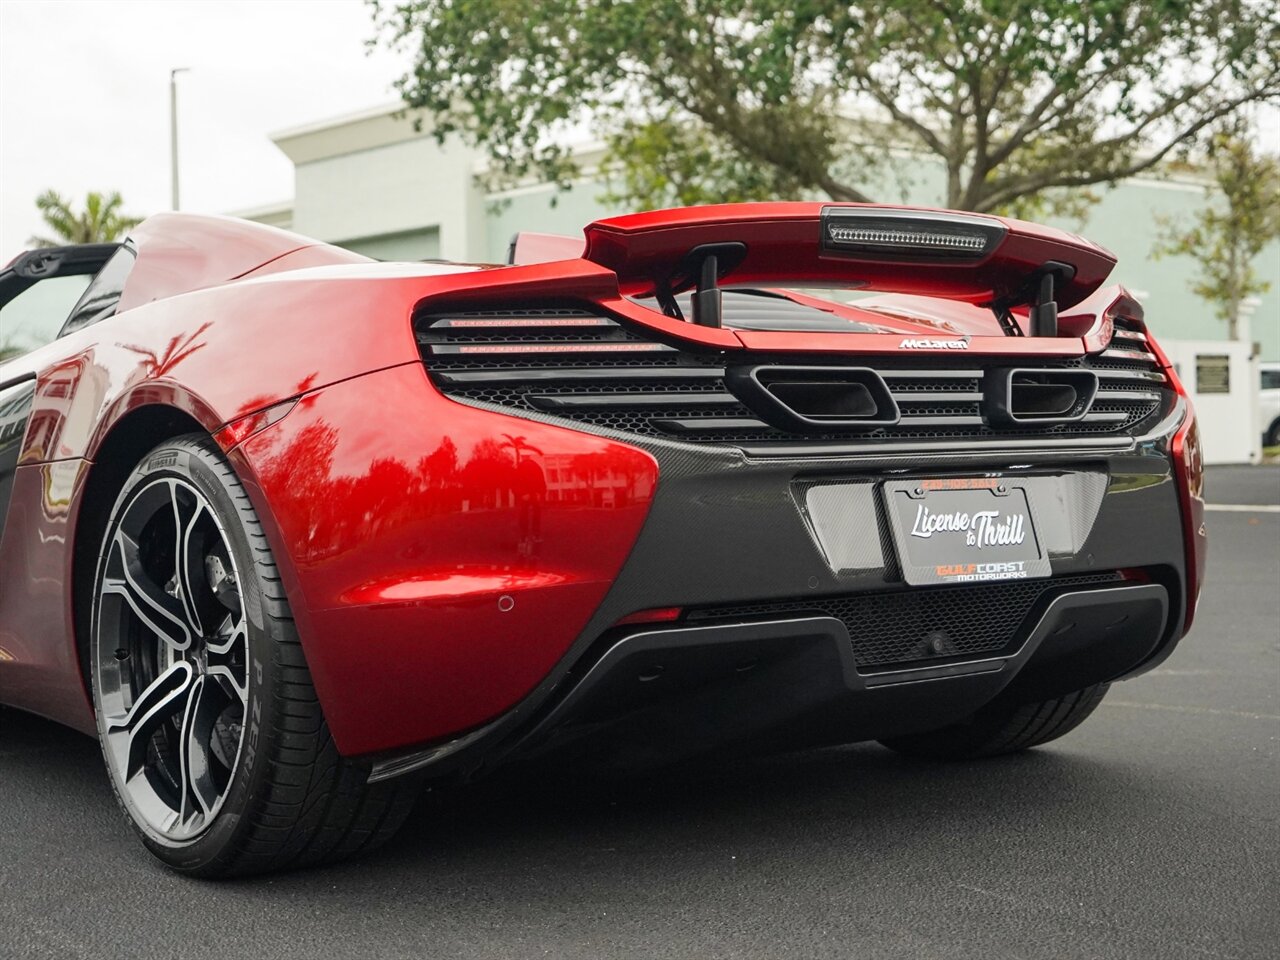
[{"left": 94, "top": 476, "right": 250, "bottom": 844}]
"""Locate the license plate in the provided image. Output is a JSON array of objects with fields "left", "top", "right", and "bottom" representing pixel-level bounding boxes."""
[{"left": 882, "top": 477, "right": 1050, "bottom": 585}]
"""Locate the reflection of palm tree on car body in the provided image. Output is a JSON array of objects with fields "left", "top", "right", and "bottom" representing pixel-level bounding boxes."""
[{"left": 502, "top": 433, "right": 546, "bottom": 557}]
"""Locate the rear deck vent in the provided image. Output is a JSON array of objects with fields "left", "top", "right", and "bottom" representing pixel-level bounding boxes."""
[{"left": 415, "top": 304, "right": 1171, "bottom": 451}]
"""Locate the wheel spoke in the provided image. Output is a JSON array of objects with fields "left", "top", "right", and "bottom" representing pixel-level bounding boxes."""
[
  {"left": 178, "top": 676, "right": 223, "bottom": 823},
  {"left": 170, "top": 480, "right": 206, "bottom": 637},
  {"left": 207, "top": 613, "right": 249, "bottom": 705},
  {"left": 103, "top": 531, "right": 194, "bottom": 653},
  {"left": 105, "top": 661, "right": 195, "bottom": 779}
]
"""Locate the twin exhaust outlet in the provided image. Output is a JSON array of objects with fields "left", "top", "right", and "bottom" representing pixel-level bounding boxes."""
[{"left": 726, "top": 364, "right": 1099, "bottom": 434}]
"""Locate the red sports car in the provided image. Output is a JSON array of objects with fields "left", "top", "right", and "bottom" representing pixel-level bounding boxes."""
[{"left": 0, "top": 203, "right": 1205, "bottom": 876}]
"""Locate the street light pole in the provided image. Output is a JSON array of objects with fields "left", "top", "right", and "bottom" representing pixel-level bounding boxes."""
[{"left": 170, "top": 68, "right": 189, "bottom": 211}]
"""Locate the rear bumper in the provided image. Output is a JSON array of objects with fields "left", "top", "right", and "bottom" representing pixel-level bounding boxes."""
[
  {"left": 475, "top": 582, "right": 1168, "bottom": 771},
  {"left": 362, "top": 397, "right": 1192, "bottom": 781}
]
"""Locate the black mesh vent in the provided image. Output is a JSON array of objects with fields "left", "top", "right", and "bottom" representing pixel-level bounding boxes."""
[
  {"left": 686, "top": 572, "right": 1124, "bottom": 669},
  {"left": 416, "top": 305, "right": 1171, "bottom": 449}
]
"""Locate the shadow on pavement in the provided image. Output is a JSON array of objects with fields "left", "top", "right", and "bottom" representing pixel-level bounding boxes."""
[{"left": 0, "top": 700, "right": 1184, "bottom": 885}]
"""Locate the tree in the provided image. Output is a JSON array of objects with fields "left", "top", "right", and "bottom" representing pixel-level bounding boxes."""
[
  {"left": 368, "top": 1, "right": 1280, "bottom": 214},
  {"left": 27, "top": 190, "right": 142, "bottom": 247},
  {"left": 1154, "top": 129, "right": 1280, "bottom": 339}
]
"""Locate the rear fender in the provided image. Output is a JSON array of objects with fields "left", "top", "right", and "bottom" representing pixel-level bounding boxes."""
[{"left": 228, "top": 362, "right": 660, "bottom": 756}]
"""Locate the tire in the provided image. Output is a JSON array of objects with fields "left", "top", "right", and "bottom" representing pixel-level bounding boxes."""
[
  {"left": 89, "top": 434, "right": 420, "bottom": 877},
  {"left": 878, "top": 684, "right": 1109, "bottom": 760},
  {"left": 1265, "top": 419, "right": 1280, "bottom": 448}
]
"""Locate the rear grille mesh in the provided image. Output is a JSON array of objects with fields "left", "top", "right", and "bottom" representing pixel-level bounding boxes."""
[
  {"left": 687, "top": 572, "right": 1124, "bottom": 669},
  {"left": 417, "top": 306, "right": 1170, "bottom": 449}
]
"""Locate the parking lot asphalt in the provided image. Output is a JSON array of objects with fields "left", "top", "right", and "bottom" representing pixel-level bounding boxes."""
[
  {"left": 1205, "top": 463, "right": 1280, "bottom": 506},
  {"left": 2, "top": 466, "right": 1277, "bottom": 960}
]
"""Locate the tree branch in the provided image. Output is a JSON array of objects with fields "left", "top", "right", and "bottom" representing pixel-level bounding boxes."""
[{"left": 976, "top": 88, "right": 1278, "bottom": 211}]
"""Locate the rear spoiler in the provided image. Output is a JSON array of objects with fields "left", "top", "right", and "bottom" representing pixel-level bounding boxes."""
[{"left": 513, "top": 203, "right": 1116, "bottom": 337}]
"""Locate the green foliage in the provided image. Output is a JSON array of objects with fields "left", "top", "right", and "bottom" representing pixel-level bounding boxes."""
[
  {"left": 1154, "top": 129, "right": 1280, "bottom": 338},
  {"left": 600, "top": 117, "right": 832, "bottom": 208},
  {"left": 28, "top": 190, "right": 143, "bottom": 247},
  {"left": 0, "top": 341, "right": 23, "bottom": 363},
  {"left": 368, "top": 0, "right": 1280, "bottom": 213}
]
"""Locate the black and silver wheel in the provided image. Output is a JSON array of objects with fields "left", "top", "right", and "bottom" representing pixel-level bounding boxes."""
[
  {"left": 95, "top": 470, "right": 249, "bottom": 843},
  {"left": 90, "top": 434, "right": 420, "bottom": 876}
]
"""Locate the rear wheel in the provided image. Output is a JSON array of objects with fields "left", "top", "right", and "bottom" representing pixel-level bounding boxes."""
[
  {"left": 878, "top": 684, "right": 1109, "bottom": 760},
  {"left": 90, "top": 434, "right": 420, "bottom": 876}
]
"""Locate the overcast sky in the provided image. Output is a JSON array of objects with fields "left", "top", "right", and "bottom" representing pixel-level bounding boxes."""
[
  {"left": 0, "top": 0, "right": 411, "bottom": 258},
  {"left": 5, "top": 0, "right": 1279, "bottom": 266}
]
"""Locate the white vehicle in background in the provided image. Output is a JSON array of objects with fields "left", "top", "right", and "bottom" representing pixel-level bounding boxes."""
[{"left": 1262, "top": 362, "right": 1280, "bottom": 448}]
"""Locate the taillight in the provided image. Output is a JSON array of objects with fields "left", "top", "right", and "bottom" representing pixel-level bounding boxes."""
[
  {"left": 1171, "top": 410, "right": 1207, "bottom": 632},
  {"left": 456, "top": 343, "right": 660, "bottom": 354},
  {"left": 1143, "top": 328, "right": 1207, "bottom": 633},
  {"left": 613, "top": 607, "right": 683, "bottom": 627},
  {"left": 444, "top": 317, "right": 606, "bottom": 328},
  {"left": 1117, "top": 568, "right": 1153, "bottom": 583},
  {"left": 820, "top": 207, "right": 1006, "bottom": 261}
]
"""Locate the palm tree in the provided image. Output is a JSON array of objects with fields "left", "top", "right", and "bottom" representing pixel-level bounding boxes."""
[{"left": 27, "top": 190, "right": 143, "bottom": 247}]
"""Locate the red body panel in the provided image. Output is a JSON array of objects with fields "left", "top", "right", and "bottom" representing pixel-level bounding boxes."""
[
  {"left": 1145, "top": 327, "right": 1208, "bottom": 631},
  {"left": 0, "top": 219, "right": 665, "bottom": 744},
  {"left": 508, "top": 231, "right": 585, "bottom": 265},
  {"left": 117, "top": 214, "right": 351, "bottom": 313},
  {"left": 0, "top": 461, "right": 93, "bottom": 732},
  {"left": 229, "top": 364, "right": 657, "bottom": 754},
  {"left": 0, "top": 224, "right": 553, "bottom": 730}
]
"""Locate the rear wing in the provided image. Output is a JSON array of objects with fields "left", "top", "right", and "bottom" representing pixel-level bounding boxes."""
[{"left": 512, "top": 202, "right": 1117, "bottom": 338}]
